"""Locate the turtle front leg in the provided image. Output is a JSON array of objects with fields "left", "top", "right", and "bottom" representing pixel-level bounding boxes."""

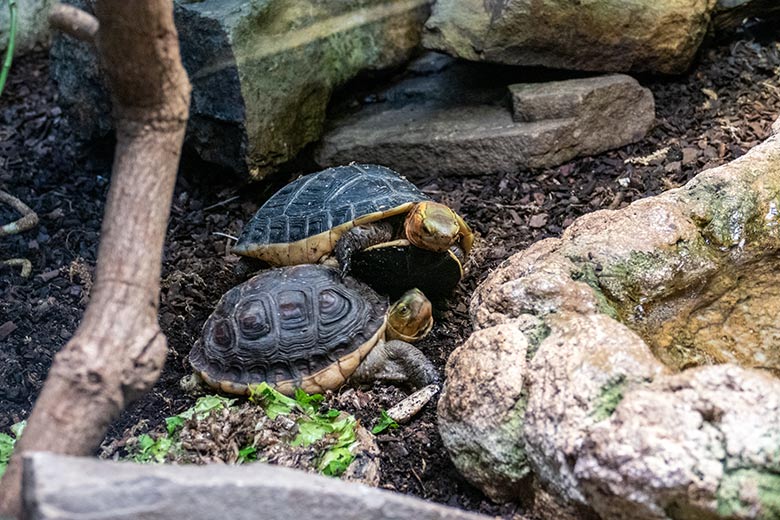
[
  {"left": 350, "top": 339, "right": 439, "bottom": 390},
  {"left": 334, "top": 221, "right": 393, "bottom": 276}
]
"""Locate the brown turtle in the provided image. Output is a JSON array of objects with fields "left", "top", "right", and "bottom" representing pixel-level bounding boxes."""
[
  {"left": 231, "top": 164, "right": 473, "bottom": 295},
  {"left": 189, "top": 264, "right": 438, "bottom": 395}
]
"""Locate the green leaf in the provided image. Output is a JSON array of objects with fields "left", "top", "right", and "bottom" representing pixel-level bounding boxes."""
[
  {"left": 237, "top": 445, "right": 257, "bottom": 463},
  {"left": 165, "top": 415, "right": 185, "bottom": 436},
  {"left": 371, "top": 410, "right": 399, "bottom": 434},
  {"left": 292, "top": 418, "right": 333, "bottom": 447},
  {"left": 249, "top": 382, "right": 297, "bottom": 419},
  {"left": 10, "top": 421, "right": 25, "bottom": 438},
  {"left": 293, "top": 388, "right": 323, "bottom": 414},
  {"left": 133, "top": 433, "right": 175, "bottom": 464},
  {"left": 0, "top": 422, "right": 21, "bottom": 480},
  {"left": 318, "top": 446, "right": 354, "bottom": 477},
  {"left": 178, "top": 395, "right": 236, "bottom": 421}
]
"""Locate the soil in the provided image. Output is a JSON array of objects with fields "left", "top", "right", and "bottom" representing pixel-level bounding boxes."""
[{"left": 2, "top": 22, "right": 780, "bottom": 519}]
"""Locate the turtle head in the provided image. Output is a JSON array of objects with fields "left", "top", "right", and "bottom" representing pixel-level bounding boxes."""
[
  {"left": 386, "top": 288, "right": 433, "bottom": 343},
  {"left": 404, "top": 201, "right": 461, "bottom": 253}
]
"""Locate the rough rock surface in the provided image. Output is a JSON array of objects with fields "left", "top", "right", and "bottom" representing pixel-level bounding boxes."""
[
  {"left": 422, "top": 0, "right": 716, "bottom": 74},
  {"left": 316, "top": 62, "right": 654, "bottom": 176},
  {"left": 0, "top": 0, "right": 52, "bottom": 55},
  {"left": 576, "top": 365, "right": 780, "bottom": 520},
  {"left": 51, "top": 0, "right": 429, "bottom": 179},
  {"left": 22, "top": 453, "right": 490, "bottom": 520},
  {"left": 439, "top": 128, "right": 780, "bottom": 518}
]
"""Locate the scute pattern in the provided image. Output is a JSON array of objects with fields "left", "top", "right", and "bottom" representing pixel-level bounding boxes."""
[
  {"left": 190, "top": 265, "right": 387, "bottom": 389},
  {"left": 234, "top": 164, "right": 429, "bottom": 248}
]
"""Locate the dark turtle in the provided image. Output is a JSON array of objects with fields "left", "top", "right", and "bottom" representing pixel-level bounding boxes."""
[
  {"left": 189, "top": 264, "right": 438, "bottom": 396},
  {"left": 232, "top": 164, "right": 473, "bottom": 294}
]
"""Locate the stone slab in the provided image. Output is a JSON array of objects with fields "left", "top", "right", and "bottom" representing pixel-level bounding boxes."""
[
  {"left": 316, "top": 65, "right": 654, "bottom": 177},
  {"left": 22, "top": 452, "right": 490, "bottom": 520}
]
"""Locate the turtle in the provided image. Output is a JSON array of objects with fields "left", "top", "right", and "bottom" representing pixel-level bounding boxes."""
[
  {"left": 188, "top": 264, "right": 438, "bottom": 396},
  {"left": 231, "top": 163, "right": 473, "bottom": 295}
]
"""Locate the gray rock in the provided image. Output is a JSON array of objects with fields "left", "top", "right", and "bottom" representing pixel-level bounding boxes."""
[
  {"left": 316, "top": 70, "right": 654, "bottom": 177},
  {"left": 0, "top": 0, "right": 52, "bottom": 55},
  {"left": 51, "top": 0, "right": 429, "bottom": 179},
  {"left": 439, "top": 126, "right": 780, "bottom": 517},
  {"left": 23, "top": 452, "right": 490, "bottom": 520},
  {"left": 422, "top": 0, "right": 716, "bottom": 74}
]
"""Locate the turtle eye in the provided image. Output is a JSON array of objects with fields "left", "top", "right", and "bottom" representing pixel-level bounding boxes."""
[{"left": 397, "top": 303, "right": 410, "bottom": 316}]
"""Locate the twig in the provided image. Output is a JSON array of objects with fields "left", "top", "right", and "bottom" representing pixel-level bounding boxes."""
[
  {"left": 49, "top": 3, "right": 98, "bottom": 44},
  {"left": 203, "top": 195, "right": 239, "bottom": 212},
  {"left": 386, "top": 384, "right": 440, "bottom": 424},
  {"left": 1, "top": 258, "right": 31, "bottom": 277},
  {"left": 0, "top": 189, "right": 38, "bottom": 237},
  {"left": 212, "top": 231, "right": 238, "bottom": 241}
]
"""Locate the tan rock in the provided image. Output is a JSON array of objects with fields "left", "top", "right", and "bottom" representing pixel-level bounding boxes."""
[
  {"left": 439, "top": 128, "right": 780, "bottom": 517},
  {"left": 423, "top": 0, "right": 717, "bottom": 74}
]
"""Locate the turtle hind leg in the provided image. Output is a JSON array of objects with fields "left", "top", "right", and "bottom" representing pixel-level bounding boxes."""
[
  {"left": 334, "top": 221, "right": 393, "bottom": 277},
  {"left": 350, "top": 339, "right": 439, "bottom": 390}
]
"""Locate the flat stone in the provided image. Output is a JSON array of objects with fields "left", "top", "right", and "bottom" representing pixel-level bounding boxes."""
[
  {"left": 51, "top": 0, "right": 428, "bottom": 179},
  {"left": 316, "top": 67, "right": 654, "bottom": 177},
  {"left": 22, "top": 453, "right": 490, "bottom": 520}
]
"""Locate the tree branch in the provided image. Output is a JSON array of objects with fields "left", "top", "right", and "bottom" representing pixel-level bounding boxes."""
[
  {"left": 48, "top": 3, "right": 98, "bottom": 44},
  {"left": 0, "top": 1, "right": 191, "bottom": 517}
]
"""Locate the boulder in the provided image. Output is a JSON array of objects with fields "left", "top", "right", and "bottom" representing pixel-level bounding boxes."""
[
  {"left": 422, "top": 0, "right": 717, "bottom": 74},
  {"left": 0, "top": 0, "right": 52, "bottom": 55},
  {"left": 51, "top": 0, "right": 429, "bottom": 179},
  {"left": 439, "top": 126, "right": 780, "bottom": 518},
  {"left": 22, "top": 452, "right": 490, "bottom": 520},
  {"left": 316, "top": 60, "right": 654, "bottom": 176}
]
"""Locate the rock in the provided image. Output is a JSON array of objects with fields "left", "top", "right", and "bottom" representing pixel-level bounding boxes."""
[
  {"left": 575, "top": 365, "right": 780, "bottom": 520},
  {"left": 422, "top": 0, "right": 716, "bottom": 74},
  {"left": 440, "top": 127, "right": 780, "bottom": 516},
  {"left": 437, "top": 322, "right": 531, "bottom": 502},
  {"left": 0, "top": 0, "right": 52, "bottom": 55},
  {"left": 23, "top": 453, "right": 490, "bottom": 520},
  {"left": 51, "top": 0, "right": 429, "bottom": 179},
  {"left": 316, "top": 67, "right": 654, "bottom": 177}
]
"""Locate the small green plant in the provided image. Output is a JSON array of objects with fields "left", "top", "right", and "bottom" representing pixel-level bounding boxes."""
[
  {"left": 371, "top": 410, "right": 399, "bottom": 434},
  {"left": 0, "top": 421, "right": 25, "bottom": 478}
]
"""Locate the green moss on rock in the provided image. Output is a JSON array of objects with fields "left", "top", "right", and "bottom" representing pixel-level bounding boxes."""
[
  {"left": 717, "top": 469, "right": 780, "bottom": 519},
  {"left": 590, "top": 376, "right": 626, "bottom": 422}
]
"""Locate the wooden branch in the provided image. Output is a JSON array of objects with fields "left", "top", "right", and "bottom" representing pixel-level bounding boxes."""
[
  {"left": 0, "top": 1, "right": 191, "bottom": 517},
  {"left": 48, "top": 3, "right": 99, "bottom": 44}
]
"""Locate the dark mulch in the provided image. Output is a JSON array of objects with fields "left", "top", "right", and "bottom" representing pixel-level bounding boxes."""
[{"left": 2, "top": 23, "right": 780, "bottom": 519}]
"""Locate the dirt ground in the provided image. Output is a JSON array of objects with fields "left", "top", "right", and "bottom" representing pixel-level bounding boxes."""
[{"left": 2, "top": 22, "right": 780, "bottom": 519}]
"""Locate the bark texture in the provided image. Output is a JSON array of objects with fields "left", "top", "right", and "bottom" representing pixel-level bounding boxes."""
[{"left": 0, "top": 1, "right": 191, "bottom": 517}]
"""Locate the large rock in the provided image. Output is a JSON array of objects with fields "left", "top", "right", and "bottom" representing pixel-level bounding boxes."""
[
  {"left": 438, "top": 127, "right": 780, "bottom": 518},
  {"left": 0, "top": 0, "right": 52, "bottom": 55},
  {"left": 316, "top": 61, "right": 654, "bottom": 176},
  {"left": 22, "top": 452, "right": 490, "bottom": 520},
  {"left": 51, "top": 0, "right": 429, "bottom": 179},
  {"left": 422, "top": 0, "right": 717, "bottom": 74}
]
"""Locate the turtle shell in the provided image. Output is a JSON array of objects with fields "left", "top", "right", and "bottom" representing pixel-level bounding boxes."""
[
  {"left": 189, "top": 265, "right": 387, "bottom": 396},
  {"left": 232, "top": 164, "right": 429, "bottom": 266}
]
